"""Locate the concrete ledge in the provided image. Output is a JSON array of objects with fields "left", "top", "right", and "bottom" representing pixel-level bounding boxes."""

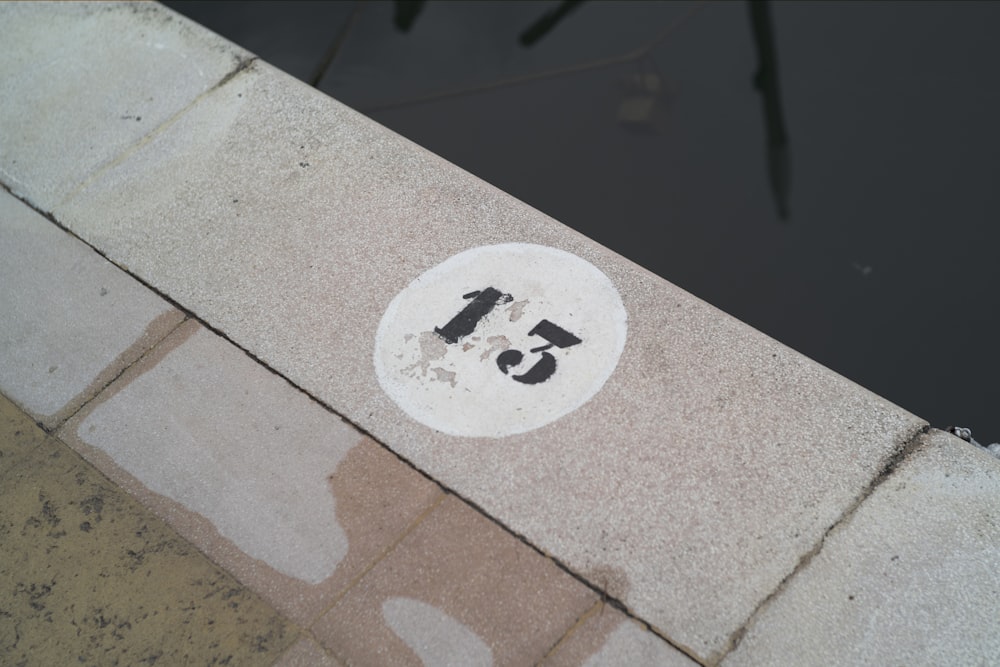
[
  {"left": 2, "top": 2, "right": 996, "bottom": 664},
  {"left": 725, "top": 429, "right": 1000, "bottom": 664}
]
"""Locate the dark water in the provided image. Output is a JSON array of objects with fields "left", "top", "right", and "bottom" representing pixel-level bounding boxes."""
[{"left": 165, "top": 1, "right": 999, "bottom": 442}]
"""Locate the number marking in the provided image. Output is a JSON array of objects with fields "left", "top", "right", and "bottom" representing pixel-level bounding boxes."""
[{"left": 437, "top": 291, "right": 582, "bottom": 385}]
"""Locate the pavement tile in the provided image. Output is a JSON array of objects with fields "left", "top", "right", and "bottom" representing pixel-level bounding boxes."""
[
  {"left": 0, "top": 189, "right": 184, "bottom": 430},
  {"left": 274, "top": 637, "right": 344, "bottom": 667},
  {"left": 58, "top": 319, "right": 443, "bottom": 626},
  {"left": 0, "top": 392, "right": 45, "bottom": 478},
  {"left": 723, "top": 429, "right": 1000, "bottom": 666},
  {"left": 53, "top": 46, "right": 927, "bottom": 660},
  {"left": 0, "top": 1, "right": 249, "bottom": 211},
  {"left": 543, "top": 604, "right": 697, "bottom": 667},
  {"left": 0, "top": 398, "right": 294, "bottom": 666},
  {"left": 312, "top": 494, "right": 597, "bottom": 666}
]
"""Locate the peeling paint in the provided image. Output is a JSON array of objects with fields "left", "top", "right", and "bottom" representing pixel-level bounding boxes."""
[{"left": 506, "top": 299, "right": 529, "bottom": 322}]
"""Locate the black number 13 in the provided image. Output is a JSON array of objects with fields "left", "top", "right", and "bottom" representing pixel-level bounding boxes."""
[{"left": 434, "top": 287, "right": 582, "bottom": 385}]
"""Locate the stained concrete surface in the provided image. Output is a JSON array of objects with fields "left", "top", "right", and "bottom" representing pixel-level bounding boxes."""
[
  {"left": 53, "top": 56, "right": 926, "bottom": 659},
  {"left": 58, "top": 320, "right": 444, "bottom": 627},
  {"left": 312, "top": 495, "right": 597, "bottom": 666},
  {"left": 0, "top": 392, "right": 295, "bottom": 666},
  {"left": 64, "top": 320, "right": 365, "bottom": 585}
]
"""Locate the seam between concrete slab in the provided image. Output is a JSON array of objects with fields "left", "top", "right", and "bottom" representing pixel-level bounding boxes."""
[
  {"left": 51, "top": 55, "right": 257, "bottom": 213},
  {"left": 715, "top": 422, "right": 932, "bottom": 665},
  {"left": 450, "top": 492, "right": 704, "bottom": 663},
  {"left": 315, "top": 492, "right": 448, "bottom": 628},
  {"left": 1, "top": 182, "right": 701, "bottom": 662},
  {"left": 45, "top": 313, "right": 190, "bottom": 434},
  {"left": 537, "top": 598, "right": 606, "bottom": 665}
]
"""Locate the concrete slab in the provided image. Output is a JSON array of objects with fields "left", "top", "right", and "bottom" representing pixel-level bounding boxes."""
[
  {"left": 0, "top": 189, "right": 184, "bottom": 430},
  {"left": 543, "top": 605, "right": 697, "bottom": 667},
  {"left": 0, "top": 1, "right": 249, "bottom": 211},
  {"left": 312, "top": 495, "right": 597, "bottom": 666},
  {"left": 723, "top": 429, "right": 1000, "bottom": 666},
  {"left": 58, "top": 320, "right": 443, "bottom": 626},
  {"left": 0, "top": 395, "right": 294, "bottom": 666},
  {"left": 53, "top": 53, "right": 929, "bottom": 660}
]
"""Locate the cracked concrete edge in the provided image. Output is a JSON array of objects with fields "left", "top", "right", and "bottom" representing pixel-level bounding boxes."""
[
  {"left": 52, "top": 54, "right": 259, "bottom": 213},
  {"left": 714, "top": 421, "right": 932, "bottom": 665}
]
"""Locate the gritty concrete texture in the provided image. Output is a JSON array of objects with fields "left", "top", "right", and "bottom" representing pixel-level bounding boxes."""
[
  {"left": 0, "top": 1, "right": 249, "bottom": 211},
  {"left": 52, "top": 51, "right": 930, "bottom": 660},
  {"left": 0, "top": 392, "right": 294, "bottom": 666},
  {"left": 544, "top": 605, "right": 697, "bottom": 667},
  {"left": 723, "top": 429, "right": 1000, "bottom": 666},
  {"left": 58, "top": 319, "right": 443, "bottom": 626},
  {"left": 313, "top": 495, "right": 597, "bottom": 666},
  {"left": 0, "top": 189, "right": 184, "bottom": 429},
  {"left": 274, "top": 638, "right": 343, "bottom": 667}
]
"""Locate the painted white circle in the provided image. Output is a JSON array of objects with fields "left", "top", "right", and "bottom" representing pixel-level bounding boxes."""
[{"left": 374, "top": 243, "right": 627, "bottom": 438}]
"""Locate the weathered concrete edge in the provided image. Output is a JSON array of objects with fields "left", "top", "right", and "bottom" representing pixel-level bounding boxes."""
[{"left": 714, "top": 422, "right": 931, "bottom": 664}]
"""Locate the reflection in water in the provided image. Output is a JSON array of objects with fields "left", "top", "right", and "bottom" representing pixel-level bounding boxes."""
[
  {"left": 381, "top": 1, "right": 791, "bottom": 222},
  {"left": 393, "top": 1, "right": 425, "bottom": 33},
  {"left": 748, "top": 0, "right": 791, "bottom": 221},
  {"left": 520, "top": 0, "right": 585, "bottom": 47}
]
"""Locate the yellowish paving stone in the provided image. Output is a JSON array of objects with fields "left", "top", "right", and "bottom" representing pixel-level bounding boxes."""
[
  {"left": 0, "top": 390, "right": 39, "bottom": 477},
  {"left": 0, "top": 393, "right": 295, "bottom": 666}
]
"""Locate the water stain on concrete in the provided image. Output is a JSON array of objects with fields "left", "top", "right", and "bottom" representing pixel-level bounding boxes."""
[
  {"left": 584, "top": 564, "right": 632, "bottom": 604},
  {"left": 69, "top": 322, "right": 354, "bottom": 584},
  {"left": 39, "top": 307, "right": 186, "bottom": 432}
]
